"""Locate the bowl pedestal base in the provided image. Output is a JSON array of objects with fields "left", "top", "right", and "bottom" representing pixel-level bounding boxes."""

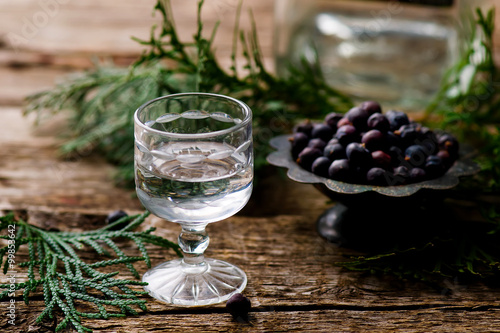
[{"left": 316, "top": 200, "right": 453, "bottom": 251}]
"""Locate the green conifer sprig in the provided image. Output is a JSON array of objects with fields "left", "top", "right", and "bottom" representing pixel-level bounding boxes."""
[
  {"left": 23, "top": 0, "right": 353, "bottom": 187},
  {"left": 0, "top": 212, "right": 181, "bottom": 333}
]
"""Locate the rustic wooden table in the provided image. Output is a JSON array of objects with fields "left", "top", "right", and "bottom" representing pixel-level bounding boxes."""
[{"left": 1, "top": 1, "right": 500, "bottom": 332}]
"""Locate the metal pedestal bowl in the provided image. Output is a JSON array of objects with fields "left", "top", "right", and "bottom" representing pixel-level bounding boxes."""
[{"left": 267, "top": 135, "right": 481, "bottom": 250}]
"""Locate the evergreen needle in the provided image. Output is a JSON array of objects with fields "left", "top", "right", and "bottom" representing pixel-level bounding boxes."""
[
  {"left": 23, "top": 0, "right": 353, "bottom": 187},
  {"left": 0, "top": 212, "right": 180, "bottom": 333}
]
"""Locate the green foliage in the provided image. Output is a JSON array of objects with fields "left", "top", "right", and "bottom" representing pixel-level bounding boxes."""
[
  {"left": 0, "top": 212, "right": 180, "bottom": 332},
  {"left": 427, "top": 8, "right": 500, "bottom": 190},
  {"left": 24, "top": 0, "right": 352, "bottom": 187}
]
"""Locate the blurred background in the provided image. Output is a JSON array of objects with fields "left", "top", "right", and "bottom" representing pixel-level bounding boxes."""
[
  {"left": 0, "top": 1, "right": 273, "bottom": 106},
  {"left": 1, "top": 0, "right": 498, "bottom": 111}
]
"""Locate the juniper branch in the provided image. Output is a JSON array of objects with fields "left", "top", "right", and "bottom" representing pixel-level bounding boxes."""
[
  {"left": 23, "top": 0, "right": 352, "bottom": 187},
  {"left": 0, "top": 212, "right": 180, "bottom": 333}
]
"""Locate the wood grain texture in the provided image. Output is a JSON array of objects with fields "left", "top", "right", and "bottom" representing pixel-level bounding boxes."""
[
  {"left": 3, "top": 299, "right": 500, "bottom": 333},
  {"left": 1, "top": 212, "right": 499, "bottom": 332},
  {"left": 0, "top": 1, "right": 500, "bottom": 332},
  {"left": 0, "top": 0, "right": 275, "bottom": 106}
]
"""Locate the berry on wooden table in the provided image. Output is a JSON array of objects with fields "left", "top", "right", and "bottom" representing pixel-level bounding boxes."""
[{"left": 226, "top": 293, "right": 251, "bottom": 322}]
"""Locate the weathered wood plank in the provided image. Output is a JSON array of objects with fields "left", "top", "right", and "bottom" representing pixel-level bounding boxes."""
[
  {"left": 1, "top": 211, "right": 500, "bottom": 332},
  {"left": 3, "top": 298, "right": 500, "bottom": 333},
  {"left": 78, "top": 308, "right": 500, "bottom": 333},
  {"left": 0, "top": 107, "right": 142, "bottom": 214},
  {"left": 1, "top": 1, "right": 500, "bottom": 332},
  {"left": 0, "top": 0, "right": 275, "bottom": 106},
  {"left": 2, "top": 113, "right": 500, "bottom": 330},
  {"left": 0, "top": 0, "right": 159, "bottom": 54},
  {"left": 0, "top": 67, "right": 69, "bottom": 106},
  {"left": 3, "top": 211, "right": 500, "bottom": 307},
  {"left": 0, "top": 0, "right": 274, "bottom": 54},
  {"left": 0, "top": 106, "right": 331, "bottom": 217},
  {"left": 1, "top": 0, "right": 499, "bottom": 108}
]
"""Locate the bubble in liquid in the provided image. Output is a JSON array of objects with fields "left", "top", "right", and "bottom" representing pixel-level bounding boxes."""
[
  {"left": 181, "top": 110, "right": 210, "bottom": 119},
  {"left": 156, "top": 113, "right": 181, "bottom": 123}
]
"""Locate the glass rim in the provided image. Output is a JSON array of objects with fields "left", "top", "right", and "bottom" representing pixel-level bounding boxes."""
[{"left": 134, "top": 92, "right": 252, "bottom": 139}]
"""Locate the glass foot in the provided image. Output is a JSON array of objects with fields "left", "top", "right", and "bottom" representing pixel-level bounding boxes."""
[{"left": 142, "top": 258, "right": 247, "bottom": 306}]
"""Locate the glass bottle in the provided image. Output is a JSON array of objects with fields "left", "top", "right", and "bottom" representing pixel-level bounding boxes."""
[{"left": 274, "top": 0, "right": 488, "bottom": 111}]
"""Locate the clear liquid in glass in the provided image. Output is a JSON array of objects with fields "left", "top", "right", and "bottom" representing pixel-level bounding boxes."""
[
  {"left": 135, "top": 94, "right": 252, "bottom": 306},
  {"left": 135, "top": 141, "right": 253, "bottom": 224}
]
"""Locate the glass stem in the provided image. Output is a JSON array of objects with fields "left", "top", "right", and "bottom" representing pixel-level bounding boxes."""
[{"left": 178, "top": 224, "right": 209, "bottom": 273}]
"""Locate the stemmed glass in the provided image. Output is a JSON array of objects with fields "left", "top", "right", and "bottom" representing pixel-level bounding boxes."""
[{"left": 134, "top": 93, "right": 253, "bottom": 306}]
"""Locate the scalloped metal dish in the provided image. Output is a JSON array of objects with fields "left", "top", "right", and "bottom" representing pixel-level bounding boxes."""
[{"left": 267, "top": 134, "right": 481, "bottom": 198}]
